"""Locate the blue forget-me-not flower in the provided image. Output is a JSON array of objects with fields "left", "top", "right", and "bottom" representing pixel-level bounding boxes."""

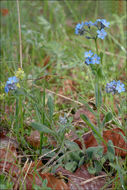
[
  {"left": 84, "top": 50, "right": 93, "bottom": 58},
  {"left": 96, "top": 19, "right": 110, "bottom": 28},
  {"left": 85, "top": 57, "right": 93, "bottom": 65},
  {"left": 92, "top": 54, "right": 100, "bottom": 64},
  {"left": 97, "top": 29, "right": 107, "bottom": 40},
  {"left": 75, "top": 22, "right": 85, "bottom": 35},
  {"left": 106, "top": 80, "right": 125, "bottom": 94},
  {"left": 59, "top": 114, "right": 67, "bottom": 125},
  {"left": 84, "top": 50, "right": 100, "bottom": 65},
  {"left": 5, "top": 76, "right": 19, "bottom": 93},
  {"left": 75, "top": 18, "right": 109, "bottom": 40},
  {"left": 116, "top": 81, "right": 125, "bottom": 93},
  {"left": 84, "top": 21, "right": 93, "bottom": 28}
]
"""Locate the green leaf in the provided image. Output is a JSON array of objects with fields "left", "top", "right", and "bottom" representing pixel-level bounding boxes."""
[
  {"left": 78, "top": 156, "right": 85, "bottom": 168},
  {"left": 105, "top": 112, "right": 113, "bottom": 122},
  {"left": 14, "top": 88, "right": 26, "bottom": 96},
  {"left": 47, "top": 95, "right": 54, "bottom": 121},
  {"left": 80, "top": 114, "right": 106, "bottom": 145},
  {"left": 88, "top": 166, "right": 96, "bottom": 174},
  {"left": 100, "top": 51, "right": 103, "bottom": 63},
  {"left": 65, "top": 161, "right": 77, "bottom": 172},
  {"left": 70, "top": 151, "right": 81, "bottom": 162},
  {"left": 116, "top": 103, "right": 121, "bottom": 115},
  {"left": 94, "top": 160, "right": 102, "bottom": 173},
  {"left": 110, "top": 159, "right": 126, "bottom": 189},
  {"left": 97, "top": 66, "right": 104, "bottom": 79},
  {"left": 79, "top": 97, "right": 97, "bottom": 116},
  {"left": 95, "top": 82, "right": 102, "bottom": 108},
  {"left": 107, "top": 140, "right": 115, "bottom": 155},
  {"left": 101, "top": 112, "right": 113, "bottom": 128},
  {"left": 41, "top": 148, "right": 56, "bottom": 158},
  {"left": 38, "top": 16, "right": 51, "bottom": 32},
  {"left": 30, "top": 122, "right": 56, "bottom": 137},
  {"left": 86, "top": 146, "right": 103, "bottom": 160},
  {"left": 107, "top": 140, "right": 115, "bottom": 162},
  {"left": 65, "top": 140, "right": 81, "bottom": 151},
  {"left": 80, "top": 114, "right": 96, "bottom": 129}
]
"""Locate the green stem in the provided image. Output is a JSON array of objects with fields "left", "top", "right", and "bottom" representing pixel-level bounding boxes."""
[
  {"left": 97, "top": 107, "right": 101, "bottom": 128},
  {"left": 40, "top": 81, "right": 46, "bottom": 154},
  {"left": 95, "top": 38, "right": 98, "bottom": 55},
  {"left": 95, "top": 77, "right": 102, "bottom": 132},
  {"left": 110, "top": 94, "right": 115, "bottom": 114},
  {"left": 42, "top": 83, "right": 45, "bottom": 124},
  {"left": 19, "top": 95, "right": 24, "bottom": 137},
  {"left": 96, "top": 82, "right": 101, "bottom": 129},
  {"left": 15, "top": 97, "right": 19, "bottom": 141},
  {"left": 15, "top": 96, "right": 24, "bottom": 142},
  {"left": 94, "top": 38, "right": 102, "bottom": 131}
]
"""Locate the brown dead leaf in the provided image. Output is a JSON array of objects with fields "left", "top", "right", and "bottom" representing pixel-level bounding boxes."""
[
  {"left": 0, "top": 147, "right": 17, "bottom": 162},
  {"left": 102, "top": 128, "right": 127, "bottom": 157},
  {"left": 25, "top": 173, "right": 69, "bottom": 190},
  {"left": 26, "top": 130, "right": 57, "bottom": 148},
  {"left": 64, "top": 79, "right": 76, "bottom": 91},
  {"left": 0, "top": 132, "right": 18, "bottom": 149},
  {"left": 38, "top": 55, "right": 50, "bottom": 68},
  {"left": 43, "top": 56, "right": 50, "bottom": 67},
  {"left": 26, "top": 130, "right": 40, "bottom": 148},
  {"left": 23, "top": 160, "right": 43, "bottom": 173},
  {"left": 56, "top": 165, "right": 107, "bottom": 190},
  {"left": 0, "top": 161, "right": 20, "bottom": 177},
  {"left": 0, "top": 132, "right": 18, "bottom": 162},
  {"left": 74, "top": 128, "right": 127, "bottom": 157},
  {"left": 0, "top": 160, "right": 69, "bottom": 190},
  {"left": 74, "top": 131, "right": 97, "bottom": 149},
  {"left": 58, "top": 79, "right": 77, "bottom": 96},
  {"left": 65, "top": 130, "right": 79, "bottom": 141},
  {"left": 73, "top": 107, "right": 96, "bottom": 126},
  {"left": 1, "top": 105, "right": 14, "bottom": 120},
  {"left": 0, "top": 8, "right": 9, "bottom": 16}
]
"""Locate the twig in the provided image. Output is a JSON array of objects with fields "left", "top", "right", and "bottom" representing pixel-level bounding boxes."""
[
  {"left": 81, "top": 174, "right": 107, "bottom": 185},
  {"left": 22, "top": 158, "right": 29, "bottom": 171},
  {"left": 33, "top": 84, "right": 83, "bottom": 106},
  {"left": 17, "top": 0, "right": 23, "bottom": 68},
  {"left": 39, "top": 148, "right": 58, "bottom": 160},
  {"left": 21, "top": 160, "right": 33, "bottom": 189},
  {"left": 37, "top": 148, "right": 62, "bottom": 172}
]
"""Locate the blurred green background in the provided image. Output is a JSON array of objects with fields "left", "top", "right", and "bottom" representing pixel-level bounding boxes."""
[{"left": 0, "top": 0, "right": 126, "bottom": 99}]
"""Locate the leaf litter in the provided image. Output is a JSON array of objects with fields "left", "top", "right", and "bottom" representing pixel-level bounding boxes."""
[
  {"left": 74, "top": 128, "right": 127, "bottom": 157},
  {"left": 1, "top": 100, "right": 127, "bottom": 189},
  {"left": 1, "top": 121, "right": 127, "bottom": 189}
]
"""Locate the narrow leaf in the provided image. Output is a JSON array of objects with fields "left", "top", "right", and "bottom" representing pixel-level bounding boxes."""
[
  {"left": 30, "top": 122, "right": 56, "bottom": 136},
  {"left": 95, "top": 83, "right": 102, "bottom": 108},
  {"left": 47, "top": 95, "right": 54, "bottom": 121},
  {"left": 79, "top": 97, "right": 97, "bottom": 116},
  {"left": 81, "top": 114, "right": 106, "bottom": 144},
  {"left": 102, "top": 112, "right": 113, "bottom": 127}
]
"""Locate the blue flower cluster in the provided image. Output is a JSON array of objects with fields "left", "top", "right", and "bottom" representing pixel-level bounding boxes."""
[
  {"left": 59, "top": 114, "right": 67, "bottom": 125},
  {"left": 75, "top": 19, "right": 109, "bottom": 40},
  {"left": 75, "top": 22, "right": 85, "bottom": 35},
  {"left": 5, "top": 76, "right": 19, "bottom": 93},
  {"left": 75, "top": 18, "right": 125, "bottom": 95},
  {"left": 105, "top": 80, "right": 125, "bottom": 94},
  {"left": 84, "top": 50, "right": 100, "bottom": 65}
]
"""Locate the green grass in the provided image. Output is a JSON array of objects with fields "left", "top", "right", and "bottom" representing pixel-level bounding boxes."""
[{"left": 0, "top": 1, "right": 127, "bottom": 189}]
